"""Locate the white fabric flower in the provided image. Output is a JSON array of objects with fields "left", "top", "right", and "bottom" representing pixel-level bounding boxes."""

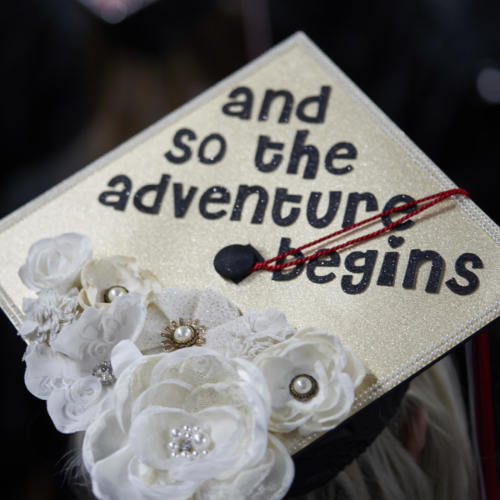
[
  {"left": 83, "top": 343, "right": 294, "bottom": 500},
  {"left": 79, "top": 256, "right": 161, "bottom": 308},
  {"left": 135, "top": 289, "right": 295, "bottom": 361},
  {"left": 255, "top": 328, "right": 365, "bottom": 435},
  {"left": 23, "top": 293, "right": 146, "bottom": 433},
  {"left": 205, "top": 308, "right": 296, "bottom": 360},
  {"left": 18, "top": 288, "right": 81, "bottom": 344},
  {"left": 135, "top": 288, "right": 241, "bottom": 353},
  {"left": 19, "top": 233, "right": 92, "bottom": 293}
]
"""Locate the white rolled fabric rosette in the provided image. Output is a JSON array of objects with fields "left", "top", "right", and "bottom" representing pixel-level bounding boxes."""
[
  {"left": 83, "top": 342, "right": 294, "bottom": 500},
  {"left": 23, "top": 292, "right": 147, "bottom": 432},
  {"left": 19, "top": 233, "right": 93, "bottom": 293}
]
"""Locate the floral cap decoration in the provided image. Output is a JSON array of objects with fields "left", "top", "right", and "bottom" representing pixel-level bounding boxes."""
[{"left": 17, "top": 233, "right": 366, "bottom": 500}]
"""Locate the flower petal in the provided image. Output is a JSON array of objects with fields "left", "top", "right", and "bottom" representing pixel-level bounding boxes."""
[
  {"left": 79, "top": 256, "right": 161, "bottom": 308},
  {"left": 114, "top": 355, "right": 163, "bottom": 432},
  {"left": 53, "top": 293, "right": 146, "bottom": 372},
  {"left": 83, "top": 409, "right": 127, "bottom": 471},
  {"left": 131, "top": 380, "right": 192, "bottom": 421},
  {"left": 111, "top": 340, "right": 143, "bottom": 379},
  {"left": 23, "top": 343, "right": 81, "bottom": 400},
  {"left": 149, "top": 347, "right": 235, "bottom": 387},
  {"left": 198, "top": 434, "right": 294, "bottom": 500},
  {"left": 47, "top": 375, "right": 104, "bottom": 433},
  {"left": 153, "top": 288, "right": 240, "bottom": 329},
  {"left": 129, "top": 457, "right": 199, "bottom": 500},
  {"left": 19, "top": 233, "right": 92, "bottom": 293},
  {"left": 344, "top": 345, "right": 366, "bottom": 387},
  {"left": 205, "top": 308, "right": 295, "bottom": 360},
  {"left": 90, "top": 446, "right": 142, "bottom": 500}
]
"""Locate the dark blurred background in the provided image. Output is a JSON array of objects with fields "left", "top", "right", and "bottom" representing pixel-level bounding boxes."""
[{"left": 1, "top": 1, "right": 499, "bottom": 498}]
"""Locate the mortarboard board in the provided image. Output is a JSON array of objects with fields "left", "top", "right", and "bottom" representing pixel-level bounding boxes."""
[{"left": 0, "top": 33, "right": 498, "bottom": 499}]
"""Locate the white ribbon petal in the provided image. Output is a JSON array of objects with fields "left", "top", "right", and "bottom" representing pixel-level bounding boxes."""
[{"left": 111, "top": 340, "right": 143, "bottom": 379}]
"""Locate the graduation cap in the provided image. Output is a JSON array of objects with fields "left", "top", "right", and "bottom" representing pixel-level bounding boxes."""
[{"left": 1, "top": 33, "right": 498, "bottom": 499}]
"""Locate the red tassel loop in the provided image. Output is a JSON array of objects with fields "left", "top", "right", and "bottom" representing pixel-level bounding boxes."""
[{"left": 251, "top": 188, "right": 470, "bottom": 273}]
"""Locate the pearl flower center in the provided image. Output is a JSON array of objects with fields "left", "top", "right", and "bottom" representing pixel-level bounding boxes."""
[
  {"left": 161, "top": 318, "right": 207, "bottom": 352},
  {"left": 168, "top": 425, "right": 211, "bottom": 459},
  {"left": 104, "top": 286, "right": 128, "bottom": 303},
  {"left": 289, "top": 374, "right": 318, "bottom": 401},
  {"left": 173, "top": 325, "right": 196, "bottom": 344}
]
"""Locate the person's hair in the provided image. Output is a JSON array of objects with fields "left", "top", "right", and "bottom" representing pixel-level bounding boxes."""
[{"left": 293, "top": 355, "right": 477, "bottom": 500}]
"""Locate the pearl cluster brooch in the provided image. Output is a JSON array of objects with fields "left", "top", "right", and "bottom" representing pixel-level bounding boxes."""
[
  {"left": 161, "top": 318, "right": 207, "bottom": 352},
  {"left": 168, "top": 425, "right": 211, "bottom": 459}
]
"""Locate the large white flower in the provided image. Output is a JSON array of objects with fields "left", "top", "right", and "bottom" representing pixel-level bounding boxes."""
[
  {"left": 18, "top": 288, "right": 81, "bottom": 344},
  {"left": 19, "top": 233, "right": 92, "bottom": 293},
  {"left": 23, "top": 293, "right": 146, "bottom": 433},
  {"left": 255, "top": 328, "right": 365, "bottom": 435},
  {"left": 83, "top": 343, "right": 294, "bottom": 500},
  {"left": 79, "top": 256, "right": 161, "bottom": 308}
]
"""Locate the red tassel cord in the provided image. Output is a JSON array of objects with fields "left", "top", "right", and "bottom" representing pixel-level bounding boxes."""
[{"left": 251, "top": 188, "right": 469, "bottom": 273}]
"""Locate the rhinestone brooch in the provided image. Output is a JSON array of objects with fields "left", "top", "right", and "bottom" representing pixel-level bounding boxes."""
[
  {"left": 92, "top": 361, "right": 115, "bottom": 385},
  {"left": 161, "top": 318, "right": 207, "bottom": 352}
]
